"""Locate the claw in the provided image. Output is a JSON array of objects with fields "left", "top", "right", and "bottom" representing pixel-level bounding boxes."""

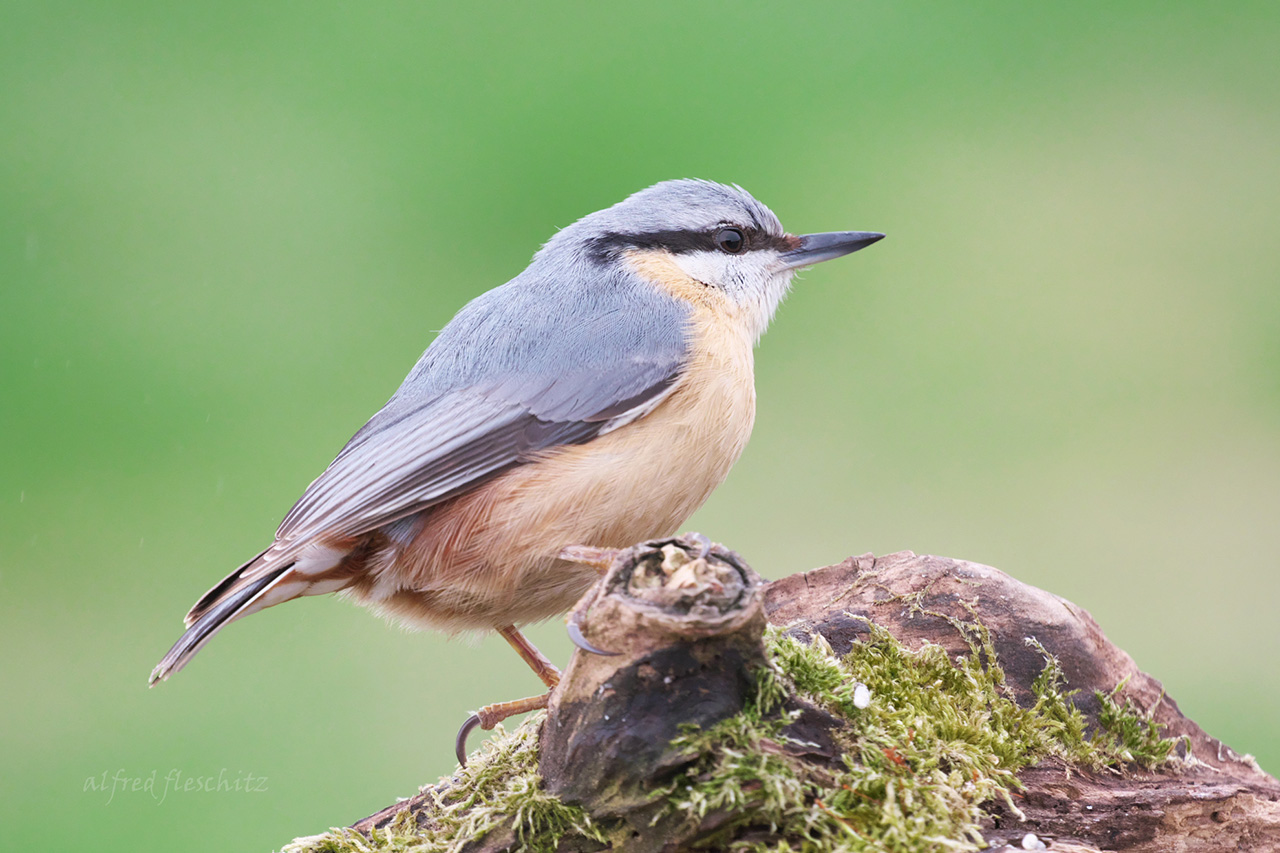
[
  {"left": 687, "top": 532, "right": 713, "bottom": 560},
  {"left": 567, "top": 618, "right": 619, "bottom": 656},
  {"left": 456, "top": 693, "right": 551, "bottom": 766},
  {"left": 455, "top": 713, "right": 482, "bottom": 768}
]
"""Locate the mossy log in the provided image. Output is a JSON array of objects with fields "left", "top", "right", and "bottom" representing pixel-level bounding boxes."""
[{"left": 286, "top": 539, "right": 1280, "bottom": 852}]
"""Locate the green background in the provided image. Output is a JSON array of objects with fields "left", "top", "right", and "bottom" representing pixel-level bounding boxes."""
[{"left": 3, "top": 3, "right": 1277, "bottom": 850}]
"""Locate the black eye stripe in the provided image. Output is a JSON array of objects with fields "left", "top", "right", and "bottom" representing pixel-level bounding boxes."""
[
  {"left": 594, "top": 229, "right": 718, "bottom": 255},
  {"left": 590, "top": 227, "right": 794, "bottom": 258}
]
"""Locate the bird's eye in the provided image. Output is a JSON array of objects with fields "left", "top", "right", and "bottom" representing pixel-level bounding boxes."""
[{"left": 714, "top": 227, "right": 746, "bottom": 254}]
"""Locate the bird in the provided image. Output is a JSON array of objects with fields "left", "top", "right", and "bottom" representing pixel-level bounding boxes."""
[{"left": 150, "top": 179, "right": 882, "bottom": 760}]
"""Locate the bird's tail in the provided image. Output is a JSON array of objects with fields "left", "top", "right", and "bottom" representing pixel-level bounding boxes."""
[{"left": 149, "top": 553, "right": 296, "bottom": 685}]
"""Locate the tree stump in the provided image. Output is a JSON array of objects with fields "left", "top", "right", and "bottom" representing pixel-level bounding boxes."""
[{"left": 285, "top": 539, "right": 1280, "bottom": 852}]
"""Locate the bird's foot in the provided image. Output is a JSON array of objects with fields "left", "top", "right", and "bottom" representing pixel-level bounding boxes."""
[
  {"left": 452, "top": 626, "right": 564, "bottom": 766},
  {"left": 455, "top": 692, "right": 551, "bottom": 766},
  {"left": 559, "top": 545, "right": 622, "bottom": 655}
]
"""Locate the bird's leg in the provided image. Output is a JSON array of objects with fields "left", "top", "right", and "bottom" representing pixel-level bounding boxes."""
[
  {"left": 455, "top": 625, "right": 560, "bottom": 766},
  {"left": 498, "top": 624, "right": 561, "bottom": 689}
]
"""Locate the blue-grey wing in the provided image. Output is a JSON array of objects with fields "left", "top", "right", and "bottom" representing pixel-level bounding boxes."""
[{"left": 272, "top": 266, "right": 689, "bottom": 546}]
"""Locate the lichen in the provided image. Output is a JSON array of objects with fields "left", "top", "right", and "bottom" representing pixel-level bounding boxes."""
[{"left": 284, "top": 618, "right": 1175, "bottom": 853}]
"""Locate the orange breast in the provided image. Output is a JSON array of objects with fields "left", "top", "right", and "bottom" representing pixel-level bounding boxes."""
[{"left": 346, "top": 253, "right": 758, "bottom": 633}]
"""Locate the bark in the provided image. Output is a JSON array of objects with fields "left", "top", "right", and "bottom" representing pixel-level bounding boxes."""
[
  {"left": 764, "top": 551, "right": 1280, "bottom": 851},
  {"left": 303, "top": 540, "right": 1280, "bottom": 852}
]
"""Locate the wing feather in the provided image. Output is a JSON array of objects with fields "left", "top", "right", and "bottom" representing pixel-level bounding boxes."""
[{"left": 268, "top": 259, "right": 690, "bottom": 554}]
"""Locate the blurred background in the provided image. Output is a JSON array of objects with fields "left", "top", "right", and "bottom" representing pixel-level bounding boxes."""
[{"left": 2, "top": 2, "right": 1277, "bottom": 850}]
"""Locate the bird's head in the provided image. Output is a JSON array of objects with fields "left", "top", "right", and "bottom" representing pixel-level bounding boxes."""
[{"left": 538, "top": 179, "right": 883, "bottom": 340}]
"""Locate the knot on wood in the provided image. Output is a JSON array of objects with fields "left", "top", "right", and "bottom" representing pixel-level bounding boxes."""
[{"left": 541, "top": 534, "right": 768, "bottom": 819}]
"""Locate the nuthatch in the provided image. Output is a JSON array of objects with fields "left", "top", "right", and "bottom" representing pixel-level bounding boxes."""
[{"left": 151, "top": 179, "right": 882, "bottom": 759}]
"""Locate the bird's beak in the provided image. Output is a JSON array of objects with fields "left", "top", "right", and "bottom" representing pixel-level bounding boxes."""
[{"left": 778, "top": 231, "right": 885, "bottom": 271}]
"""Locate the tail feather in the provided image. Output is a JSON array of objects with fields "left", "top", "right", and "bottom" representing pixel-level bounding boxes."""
[
  {"left": 150, "top": 561, "right": 294, "bottom": 685},
  {"left": 184, "top": 549, "right": 269, "bottom": 627}
]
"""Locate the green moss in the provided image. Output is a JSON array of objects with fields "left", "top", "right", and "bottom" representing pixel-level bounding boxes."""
[
  {"left": 286, "top": 618, "right": 1175, "bottom": 853},
  {"left": 654, "top": 624, "right": 1177, "bottom": 851},
  {"left": 1023, "top": 638, "right": 1174, "bottom": 770},
  {"left": 283, "top": 718, "right": 603, "bottom": 853},
  {"left": 1093, "top": 678, "right": 1177, "bottom": 769}
]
